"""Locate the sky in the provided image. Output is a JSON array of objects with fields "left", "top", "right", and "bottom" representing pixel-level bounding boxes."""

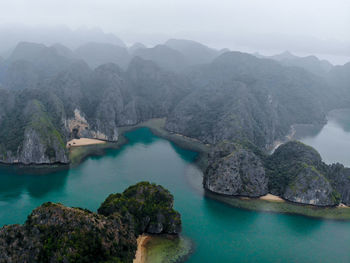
[{"left": 0, "top": 0, "right": 349, "bottom": 64}]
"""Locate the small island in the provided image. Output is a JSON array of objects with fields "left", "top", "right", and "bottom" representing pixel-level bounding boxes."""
[
  {"left": 0, "top": 182, "right": 190, "bottom": 263},
  {"left": 204, "top": 140, "right": 350, "bottom": 219}
]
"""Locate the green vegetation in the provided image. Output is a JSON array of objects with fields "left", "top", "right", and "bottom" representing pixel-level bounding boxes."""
[
  {"left": 0, "top": 183, "right": 186, "bottom": 262},
  {"left": 98, "top": 182, "right": 181, "bottom": 235},
  {"left": 0, "top": 89, "right": 67, "bottom": 162},
  {"left": 266, "top": 141, "right": 325, "bottom": 195},
  {"left": 28, "top": 100, "right": 66, "bottom": 150},
  {"left": 39, "top": 228, "right": 107, "bottom": 263}
]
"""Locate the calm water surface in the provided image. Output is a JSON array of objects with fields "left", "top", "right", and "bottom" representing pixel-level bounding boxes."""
[
  {"left": 298, "top": 109, "right": 350, "bottom": 167},
  {"left": 0, "top": 128, "right": 349, "bottom": 263}
]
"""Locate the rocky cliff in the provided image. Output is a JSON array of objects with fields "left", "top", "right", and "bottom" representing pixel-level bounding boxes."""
[
  {"left": 327, "top": 163, "right": 350, "bottom": 206},
  {"left": 0, "top": 182, "right": 182, "bottom": 263},
  {"left": 204, "top": 141, "right": 268, "bottom": 197},
  {"left": 205, "top": 140, "right": 349, "bottom": 207},
  {"left": 165, "top": 52, "right": 330, "bottom": 149},
  {"left": 0, "top": 41, "right": 349, "bottom": 208},
  {"left": 0, "top": 90, "right": 69, "bottom": 165},
  {"left": 265, "top": 141, "right": 341, "bottom": 206},
  {"left": 0, "top": 43, "right": 343, "bottom": 165},
  {"left": 98, "top": 182, "right": 182, "bottom": 235}
]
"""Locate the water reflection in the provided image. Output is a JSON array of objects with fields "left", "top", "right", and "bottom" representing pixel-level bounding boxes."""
[
  {"left": 203, "top": 196, "right": 259, "bottom": 227},
  {"left": 297, "top": 109, "right": 350, "bottom": 166},
  {"left": 280, "top": 213, "right": 323, "bottom": 235},
  {"left": 0, "top": 168, "right": 68, "bottom": 200}
]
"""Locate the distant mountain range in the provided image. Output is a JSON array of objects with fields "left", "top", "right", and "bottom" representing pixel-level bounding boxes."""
[
  {"left": 0, "top": 37, "right": 349, "bottom": 207},
  {"left": 254, "top": 51, "right": 334, "bottom": 76}
]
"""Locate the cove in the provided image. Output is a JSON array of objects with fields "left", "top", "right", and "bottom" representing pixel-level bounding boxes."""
[
  {"left": 0, "top": 128, "right": 350, "bottom": 263},
  {"left": 296, "top": 109, "right": 350, "bottom": 167}
]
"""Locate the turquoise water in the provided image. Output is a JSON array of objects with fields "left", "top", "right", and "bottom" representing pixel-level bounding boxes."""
[{"left": 0, "top": 128, "right": 350, "bottom": 262}]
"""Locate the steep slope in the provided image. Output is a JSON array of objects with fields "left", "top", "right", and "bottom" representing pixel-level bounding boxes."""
[
  {"left": 0, "top": 89, "right": 68, "bottom": 164},
  {"left": 204, "top": 141, "right": 268, "bottom": 197},
  {"left": 0, "top": 203, "right": 136, "bottom": 263},
  {"left": 129, "top": 42, "right": 147, "bottom": 54},
  {"left": 0, "top": 42, "right": 78, "bottom": 90},
  {"left": 266, "top": 141, "right": 340, "bottom": 206},
  {"left": 205, "top": 140, "right": 349, "bottom": 206},
  {"left": 166, "top": 52, "right": 330, "bottom": 148},
  {"left": 0, "top": 54, "right": 194, "bottom": 165},
  {"left": 269, "top": 51, "right": 333, "bottom": 76},
  {"left": 0, "top": 182, "right": 181, "bottom": 263},
  {"left": 98, "top": 182, "right": 181, "bottom": 235},
  {"left": 327, "top": 62, "right": 350, "bottom": 105},
  {"left": 126, "top": 57, "right": 191, "bottom": 119},
  {"left": 75, "top": 42, "right": 130, "bottom": 69},
  {"left": 133, "top": 44, "right": 188, "bottom": 72},
  {"left": 165, "top": 39, "right": 223, "bottom": 65}
]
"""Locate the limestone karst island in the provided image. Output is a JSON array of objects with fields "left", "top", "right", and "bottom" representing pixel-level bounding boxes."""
[{"left": 0, "top": 1, "right": 349, "bottom": 262}]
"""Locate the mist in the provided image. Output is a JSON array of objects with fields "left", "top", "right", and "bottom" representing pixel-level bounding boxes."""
[{"left": 0, "top": 0, "right": 349, "bottom": 64}]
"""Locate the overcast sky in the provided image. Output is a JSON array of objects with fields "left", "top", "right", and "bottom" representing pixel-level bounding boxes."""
[{"left": 0, "top": 0, "right": 349, "bottom": 64}]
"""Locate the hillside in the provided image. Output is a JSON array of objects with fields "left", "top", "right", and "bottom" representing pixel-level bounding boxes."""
[{"left": 0, "top": 182, "right": 182, "bottom": 263}]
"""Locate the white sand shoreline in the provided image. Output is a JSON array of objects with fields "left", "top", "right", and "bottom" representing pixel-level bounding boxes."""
[
  {"left": 259, "top": 194, "right": 285, "bottom": 202},
  {"left": 133, "top": 234, "right": 151, "bottom": 263},
  {"left": 66, "top": 138, "right": 106, "bottom": 148}
]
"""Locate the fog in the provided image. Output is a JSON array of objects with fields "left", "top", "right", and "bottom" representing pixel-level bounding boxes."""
[{"left": 0, "top": 0, "right": 349, "bottom": 64}]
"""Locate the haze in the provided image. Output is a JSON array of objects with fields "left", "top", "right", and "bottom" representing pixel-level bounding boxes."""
[{"left": 0, "top": 0, "right": 349, "bottom": 64}]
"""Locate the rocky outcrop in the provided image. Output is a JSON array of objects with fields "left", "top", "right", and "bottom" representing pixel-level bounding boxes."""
[
  {"left": 327, "top": 164, "right": 350, "bottom": 206},
  {"left": 282, "top": 166, "right": 337, "bottom": 206},
  {"left": 267, "top": 141, "right": 341, "bottom": 206},
  {"left": 166, "top": 52, "right": 330, "bottom": 149},
  {"left": 133, "top": 44, "right": 188, "bottom": 72},
  {"left": 0, "top": 203, "right": 136, "bottom": 263},
  {"left": 0, "top": 182, "right": 182, "bottom": 263},
  {"left": 65, "top": 108, "right": 118, "bottom": 141},
  {"left": 0, "top": 96, "right": 69, "bottom": 165},
  {"left": 204, "top": 141, "right": 268, "bottom": 197},
  {"left": 205, "top": 140, "right": 350, "bottom": 207},
  {"left": 98, "top": 182, "right": 182, "bottom": 235}
]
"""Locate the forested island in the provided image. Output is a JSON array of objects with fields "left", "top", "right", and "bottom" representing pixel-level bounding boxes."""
[{"left": 0, "top": 182, "right": 185, "bottom": 263}]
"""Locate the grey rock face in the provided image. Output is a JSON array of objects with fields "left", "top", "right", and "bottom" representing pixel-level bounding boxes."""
[
  {"left": 283, "top": 167, "right": 337, "bottom": 206},
  {"left": 204, "top": 142, "right": 268, "bottom": 197},
  {"left": 267, "top": 141, "right": 342, "bottom": 206},
  {"left": 328, "top": 164, "right": 350, "bottom": 206},
  {"left": 0, "top": 202, "right": 137, "bottom": 263},
  {"left": 19, "top": 128, "right": 69, "bottom": 164},
  {"left": 166, "top": 52, "right": 329, "bottom": 149},
  {"left": 0, "top": 95, "right": 69, "bottom": 165}
]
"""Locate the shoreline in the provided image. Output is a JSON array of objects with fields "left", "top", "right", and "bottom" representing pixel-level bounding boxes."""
[
  {"left": 205, "top": 190, "right": 350, "bottom": 220},
  {"left": 0, "top": 118, "right": 209, "bottom": 172},
  {"left": 68, "top": 118, "right": 210, "bottom": 168},
  {"left": 66, "top": 138, "right": 106, "bottom": 148},
  {"left": 134, "top": 234, "right": 151, "bottom": 263},
  {"left": 1, "top": 118, "right": 349, "bottom": 219},
  {"left": 259, "top": 194, "right": 284, "bottom": 202}
]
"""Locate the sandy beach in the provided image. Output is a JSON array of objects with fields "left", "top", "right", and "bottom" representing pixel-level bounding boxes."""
[
  {"left": 66, "top": 138, "right": 106, "bottom": 148},
  {"left": 259, "top": 194, "right": 285, "bottom": 202},
  {"left": 338, "top": 203, "right": 349, "bottom": 208},
  {"left": 133, "top": 235, "right": 151, "bottom": 263}
]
